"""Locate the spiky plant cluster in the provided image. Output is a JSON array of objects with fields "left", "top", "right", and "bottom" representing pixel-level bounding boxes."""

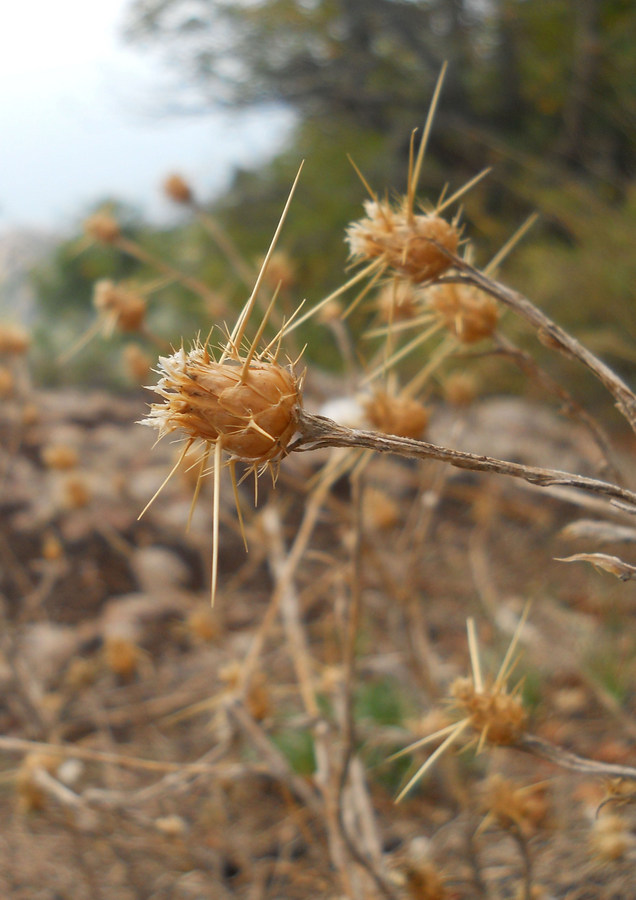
[
  {"left": 140, "top": 168, "right": 305, "bottom": 603},
  {"left": 426, "top": 281, "right": 499, "bottom": 344},
  {"left": 143, "top": 341, "right": 300, "bottom": 465},
  {"left": 393, "top": 612, "right": 529, "bottom": 802},
  {"left": 346, "top": 198, "right": 460, "bottom": 284},
  {"left": 0, "top": 323, "right": 30, "bottom": 356},
  {"left": 363, "top": 390, "right": 429, "bottom": 439},
  {"left": 93, "top": 280, "right": 147, "bottom": 334}
]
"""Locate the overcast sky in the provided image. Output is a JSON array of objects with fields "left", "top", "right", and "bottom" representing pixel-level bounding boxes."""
[{"left": 0, "top": 0, "right": 293, "bottom": 233}]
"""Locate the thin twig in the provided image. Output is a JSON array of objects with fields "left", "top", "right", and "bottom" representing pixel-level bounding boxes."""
[
  {"left": 293, "top": 410, "right": 636, "bottom": 510},
  {"left": 517, "top": 733, "right": 636, "bottom": 780},
  {"left": 435, "top": 257, "right": 636, "bottom": 434}
]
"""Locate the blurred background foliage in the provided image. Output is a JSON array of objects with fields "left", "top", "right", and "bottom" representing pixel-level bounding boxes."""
[{"left": 30, "top": 0, "right": 636, "bottom": 404}]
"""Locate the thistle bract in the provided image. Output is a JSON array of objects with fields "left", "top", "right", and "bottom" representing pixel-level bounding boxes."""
[{"left": 142, "top": 343, "right": 301, "bottom": 466}]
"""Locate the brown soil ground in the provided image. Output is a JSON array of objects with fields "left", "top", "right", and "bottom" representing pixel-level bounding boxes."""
[{"left": 1, "top": 387, "right": 635, "bottom": 899}]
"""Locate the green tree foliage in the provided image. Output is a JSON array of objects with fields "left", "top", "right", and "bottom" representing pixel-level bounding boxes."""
[
  {"left": 31, "top": 1, "right": 636, "bottom": 396},
  {"left": 123, "top": 0, "right": 636, "bottom": 177}
]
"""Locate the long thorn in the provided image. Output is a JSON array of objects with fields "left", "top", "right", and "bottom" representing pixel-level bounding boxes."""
[
  {"left": 361, "top": 320, "right": 444, "bottom": 386},
  {"left": 467, "top": 618, "right": 484, "bottom": 693},
  {"left": 387, "top": 722, "right": 462, "bottom": 761},
  {"left": 222, "top": 162, "right": 304, "bottom": 362},
  {"left": 494, "top": 601, "right": 531, "bottom": 690},
  {"left": 186, "top": 443, "right": 210, "bottom": 533},
  {"left": 486, "top": 213, "right": 539, "bottom": 275},
  {"left": 240, "top": 286, "right": 281, "bottom": 377},
  {"left": 138, "top": 438, "right": 193, "bottom": 520},
  {"left": 211, "top": 439, "right": 222, "bottom": 607},
  {"left": 395, "top": 718, "right": 471, "bottom": 803},
  {"left": 435, "top": 167, "right": 491, "bottom": 215},
  {"left": 347, "top": 154, "right": 377, "bottom": 201},
  {"left": 229, "top": 460, "right": 248, "bottom": 552},
  {"left": 285, "top": 259, "right": 385, "bottom": 336},
  {"left": 408, "top": 62, "right": 448, "bottom": 217}
]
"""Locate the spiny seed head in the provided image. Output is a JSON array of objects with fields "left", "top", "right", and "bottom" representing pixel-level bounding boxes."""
[
  {"left": 41, "top": 444, "right": 79, "bottom": 471},
  {"left": 427, "top": 283, "right": 498, "bottom": 343},
  {"left": 442, "top": 372, "right": 478, "bottom": 407},
  {"left": 450, "top": 676, "right": 527, "bottom": 745},
  {"left": 259, "top": 250, "right": 297, "bottom": 292},
  {"left": 364, "top": 390, "right": 429, "bottom": 439},
  {"left": 142, "top": 343, "right": 302, "bottom": 464},
  {"left": 0, "top": 323, "right": 30, "bottom": 356},
  {"left": 346, "top": 198, "right": 459, "bottom": 283},
  {"left": 84, "top": 212, "right": 121, "bottom": 244},
  {"left": 480, "top": 775, "right": 549, "bottom": 835},
  {"left": 123, "top": 344, "right": 152, "bottom": 383},
  {"left": 93, "top": 280, "right": 147, "bottom": 332},
  {"left": 0, "top": 366, "right": 15, "bottom": 398},
  {"left": 376, "top": 279, "right": 422, "bottom": 322},
  {"left": 163, "top": 173, "right": 194, "bottom": 205}
]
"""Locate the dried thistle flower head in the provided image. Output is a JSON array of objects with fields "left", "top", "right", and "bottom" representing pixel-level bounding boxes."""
[
  {"left": 163, "top": 173, "right": 194, "bottom": 205},
  {"left": 123, "top": 343, "right": 152, "bottom": 383},
  {"left": 61, "top": 475, "right": 92, "bottom": 509},
  {"left": 16, "top": 753, "right": 61, "bottom": 813},
  {"left": 393, "top": 612, "right": 530, "bottom": 802},
  {"left": 346, "top": 198, "right": 460, "bottom": 284},
  {"left": 41, "top": 444, "right": 79, "bottom": 471},
  {"left": 362, "top": 486, "right": 400, "bottom": 531},
  {"left": 0, "top": 322, "right": 30, "bottom": 356},
  {"left": 103, "top": 635, "right": 142, "bottom": 680},
  {"left": 450, "top": 674, "right": 527, "bottom": 746},
  {"left": 259, "top": 250, "right": 296, "bottom": 292},
  {"left": 93, "top": 280, "right": 147, "bottom": 333},
  {"left": 403, "top": 862, "right": 448, "bottom": 900},
  {"left": 143, "top": 341, "right": 301, "bottom": 465},
  {"left": 316, "top": 298, "right": 343, "bottom": 325},
  {"left": 0, "top": 366, "right": 15, "bottom": 398},
  {"left": 364, "top": 390, "right": 429, "bottom": 439},
  {"left": 376, "top": 279, "right": 422, "bottom": 322},
  {"left": 427, "top": 282, "right": 498, "bottom": 343},
  {"left": 84, "top": 211, "right": 121, "bottom": 244},
  {"left": 591, "top": 813, "right": 632, "bottom": 861},
  {"left": 140, "top": 164, "right": 305, "bottom": 607},
  {"left": 480, "top": 774, "right": 549, "bottom": 837},
  {"left": 442, "top": 372, "right": 478, "bottom": 407}
]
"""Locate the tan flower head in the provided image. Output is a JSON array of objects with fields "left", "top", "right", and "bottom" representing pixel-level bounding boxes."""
[
  {"left": 163, "top": 173, "right": 194, "bottom": 205},
  {"left": 142, "top": 341, "right": 301, "bottom": 465},
  {"left": 93, "top": 280, "right": 147, "bottom": 333},
  {"left": 376, "top": 279, "right": 422, "bottom": 323},
  {"left": 0, "top": 323, "right": 30, "bottom": 356},
  {"left": 123, "top": 344, "right": 152, "bottom": 383},
  {"left": 139, "top": 161, "right": 306, "bottom": 607},
  {"left": 346, "top": 198, "right": 460, "bottom": 284},
  {"left": 427, "top": 282, "right": 498, "bottom": 343},
  {"left": 364, "top": 390, "right": 429, "bottom": 440},
  {"left": 84, "top": 212, "right": 121, "bottom": 244}
]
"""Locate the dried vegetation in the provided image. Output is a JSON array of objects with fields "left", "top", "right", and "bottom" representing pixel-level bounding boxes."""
[{"left": 1, "top": 71, "right": 636, "bottom": 899}]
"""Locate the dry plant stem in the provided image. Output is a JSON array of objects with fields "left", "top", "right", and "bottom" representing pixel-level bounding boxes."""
[
  {"left": 294, "top": 410, "right": 636, "bottom": 510},
  {"left": 439, "top": 257, "right": 636, "bottom": 434},
  {"left": 238, "top": 473, "right": 335, "bottom": 695},
  {"left": 335, "top": 477, "right": 399, "bottom": 900},
  {"left": 261, "top": 501, "right": 319, "bottom": 717},
  {"left": 113, "top": 236, "right": 223, "bottom": 312},
  {"left": 225, "top": 700, "right": 322, "bottom": 813},
  {"left": 192, "top": 204, "right": 256, "bottom": 287},
  {"left": 517, "top": 732, "right": 636, "bottom": 780},
  {"left": 0, "top": 734, "right": 235, "bottom": 775},
  {"left": 510, "top": 825, "right": 534, "bottom": 900},
  {"left": 493, "top": 332, "right": 623, "bottom": 483}
]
